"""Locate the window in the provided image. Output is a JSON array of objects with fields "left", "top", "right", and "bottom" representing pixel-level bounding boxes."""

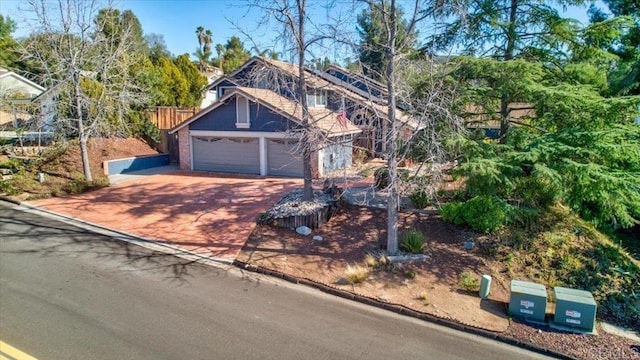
[
  {"left": 236, "top": 96, "right": 250, "bottom": 128},
  {"left": 219, "top": 86, "right": 234, "bottom": 98},
  {"left": 306, "top": 90, "right": 327, "bottom": 108}
]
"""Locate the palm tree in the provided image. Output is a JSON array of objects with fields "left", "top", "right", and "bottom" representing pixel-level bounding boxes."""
[
  {"left": 215, "top": 43, "right": 225, "bottom": 70},
  {"left": 204, "top": 29, "right": 213, "bottom": 53},
  {"left": 195, "top": 26, "right": 205, "bottom": 49},
  {"left": 193, "top": 48, "right": 211, "bottom": 72}
]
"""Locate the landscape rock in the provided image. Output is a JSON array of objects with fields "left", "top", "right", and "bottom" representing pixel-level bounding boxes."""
[
  {"left": 296, "top": 226, "right": 312, "bottom": 236},
  {"left": 313, "top": 235, "right": 323, "bottom": 241}
]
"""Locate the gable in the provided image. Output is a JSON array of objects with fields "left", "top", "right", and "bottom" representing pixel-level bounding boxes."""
[
  {"left": 189, "top": 95, "right": 299, "bottom": 133},
  {"left": 0, "top": 72, "right": 45, "bottom": 99}
]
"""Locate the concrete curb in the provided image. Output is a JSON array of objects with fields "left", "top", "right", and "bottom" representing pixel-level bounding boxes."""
[
  {"left": 233, "top": 259, "right": 578, "bottom": 360},
  {"left": 0, "top": 195, "right": 21, "bottom": 205},
  {"left": 3, "top": 199, "right": 233, "bottom": 268}
]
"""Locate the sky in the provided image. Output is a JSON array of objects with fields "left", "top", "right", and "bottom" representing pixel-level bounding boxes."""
[{"left": 1, "top": 0, "right": 605, "bottom": 65}]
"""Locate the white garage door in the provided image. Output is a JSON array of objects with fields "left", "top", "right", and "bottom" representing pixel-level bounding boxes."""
[
  {"left": 192, "top": 136, "right": 260, "bottom": 174},
  {"left": 267, "top": 139, "right": 303, "bottom": 177}
]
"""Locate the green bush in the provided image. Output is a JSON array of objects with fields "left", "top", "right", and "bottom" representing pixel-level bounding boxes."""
[
  {"left": 0, "top": 159, "right": 22, "bottom": 169},
  {"left": 441, "top": 196, "right": 508, "bottom": 233},
  {"left": 401, "top": 229, "right": 426, "bottom": 253},
  {"left": 441, "top": 202, "right": 465, "bottom": 225},
  {"left": 458, "top": 271, "right": 480, "bottom": 292},
  {"left": 64, "top": 175, "right": 110, "bottom": 194},
  {"left": 409, "top": 189, "right": 430, "bottom": 208}
]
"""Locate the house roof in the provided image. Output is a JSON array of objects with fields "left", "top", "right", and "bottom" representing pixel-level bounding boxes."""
[
  {"left": 465, "top": 103, "right": 536, "bottom": 129},
  {"left": 205, "top": 56, "right": 422, "bottom": 131},
  {"left": 324, "top": 64, "right": 388, "bottom": 97},
  {"left": 0, "top": 70, "right": 46, "bottom": 94},
  {"left": 170, "top": 86, "right": 361, "bottom": 136}
]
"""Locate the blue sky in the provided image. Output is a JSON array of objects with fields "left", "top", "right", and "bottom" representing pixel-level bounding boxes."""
[{"left": 1, "top": 0, "right": 604, "bottom": 64}]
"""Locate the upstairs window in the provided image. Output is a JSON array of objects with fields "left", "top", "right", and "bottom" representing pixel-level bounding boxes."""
[
  {"left": 306, "top": 90, "right": 327, "bottom": 108},
  {"left": 236, "top": 96, "right": 250, "bottom": 128}
]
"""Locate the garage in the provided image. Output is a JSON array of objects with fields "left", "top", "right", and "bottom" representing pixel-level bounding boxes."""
[
  {"left": 192, "top": 136, "right": 260, "bottom": 174},
  {"left": 267, "top": 139, "right": 303, "bottom": 177}
]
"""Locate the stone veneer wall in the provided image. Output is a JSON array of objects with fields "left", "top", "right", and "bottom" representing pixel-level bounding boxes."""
[{"left": 178, "top": 127, "right": 191, "bottom": 170}]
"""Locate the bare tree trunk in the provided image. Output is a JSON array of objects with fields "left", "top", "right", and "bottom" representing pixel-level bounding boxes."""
[
  {"left": 385, "top": 0, "right": 399, "bottom": 255},
  {"left": 297, "top": 0, "right": 313, "bottom": 201},
  {"left": 74, "top": 72, "right": 93, "bottom": 182}
]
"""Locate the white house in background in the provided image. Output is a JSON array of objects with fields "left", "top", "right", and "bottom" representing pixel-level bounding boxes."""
[
  {"left": 0, "top": 68, "right": 46, "bottom": 128},
  {"left": 200, "top": 67, "right": 224, "bottom": 109}
]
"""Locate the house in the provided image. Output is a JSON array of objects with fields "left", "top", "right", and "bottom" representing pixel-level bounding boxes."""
[
  {"left": 170, "top": 86, "right": 361, "bottom": 178},
  {"left": 205, "top": 57, "right": 420, "bottom": 154},
  {"left": 0, "top": 68, "right": 46, "bottom": 128},
  {"left": 464, "top": 103, "right": 536, "bottom": 139},
  {"left": 171, "top": 56, "right": 422, "bottom": 178}
]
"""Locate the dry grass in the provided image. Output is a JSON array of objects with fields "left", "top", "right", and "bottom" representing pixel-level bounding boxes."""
[
  {"left": 344, "top": 264, "right": 369, "bottom": 284},
  {"left": 363, "top": 254, "right": 378, "bottom": 268}
]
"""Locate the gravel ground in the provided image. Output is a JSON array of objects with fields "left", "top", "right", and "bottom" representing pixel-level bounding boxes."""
[{"left": 505, "top": 320, "right": 640, "bottom": 359}]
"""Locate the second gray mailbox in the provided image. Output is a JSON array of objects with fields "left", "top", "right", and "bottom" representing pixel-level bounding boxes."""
[
  {"left": 553, "top": 287, "right": 597, "bottom": 333},
  {"left": 509, "top": 280, "right": 547, "bottom": 322}
]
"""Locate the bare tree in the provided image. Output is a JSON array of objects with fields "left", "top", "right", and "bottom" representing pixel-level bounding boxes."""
[
  {"left": 19, "top": 0, "right": 147, "bottom": 181},
  {"left": 357, "top": 0, "right": 464, "bottom": 254},
  {"left": 242, "top": 0, "right": 340, "bottom": 201}
]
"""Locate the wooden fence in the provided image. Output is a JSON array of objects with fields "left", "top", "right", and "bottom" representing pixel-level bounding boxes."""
[
  {"left": 145, "top": 106, "right": 200, "bottom": 159},
  {"left": 146, "top": 106, "right": 200, "bottom": 130}
]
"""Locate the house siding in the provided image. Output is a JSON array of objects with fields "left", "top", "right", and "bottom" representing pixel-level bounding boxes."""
[
  {"left": 322, "top": 135, "right": 353, "bottom": 174},
  {"left": 189, "top": 97, "right": 298, "bottom": 133}
]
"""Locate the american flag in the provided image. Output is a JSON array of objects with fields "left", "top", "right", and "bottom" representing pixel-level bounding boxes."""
[{"left": 337, "top": 111, "right": 348, "bottom": 130}]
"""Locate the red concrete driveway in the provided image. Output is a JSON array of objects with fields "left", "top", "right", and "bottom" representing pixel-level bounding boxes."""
[{"left": 30, "top": 172, "right": 302, "bottom": 260}]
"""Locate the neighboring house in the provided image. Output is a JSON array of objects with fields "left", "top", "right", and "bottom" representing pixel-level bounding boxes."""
[
  {"left": 0, "top": 68, "right": 46, "bottom": 128},
  {"left": 200, "top": 67, "right": 224, "bottom": 109},
  {"left": 464, "top": 103, "right": 536, "bottom": 139}
]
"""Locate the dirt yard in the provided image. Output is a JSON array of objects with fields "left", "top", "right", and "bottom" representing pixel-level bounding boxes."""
[{"left": 237, "top": 205, "right": 640, "bottom": 360}]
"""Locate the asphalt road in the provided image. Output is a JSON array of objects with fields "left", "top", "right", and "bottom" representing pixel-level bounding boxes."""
[{"left": 0, "top": 202, "right": 555, "bottom": 360}]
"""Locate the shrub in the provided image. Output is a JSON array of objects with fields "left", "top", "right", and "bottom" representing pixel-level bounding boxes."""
[
  {"left": 374, "top": 167, "right": 410, "bottom": 190},
  {"left": 459, "top": 271, "right": 480, "bottom": 292},
  {"left": 441, "top": 196, "right": 508, "bottom": 233},
  {"left": 409, "top": 189, "right": 430, "bottom": 208},
  {"left": 0, "top": 158, "right": 22, "bottom": 169},
  {"left": 440, "top": 202, "right": 465, "bottom": 225},
  {"left": 400, "top": 229, "right": 425, "bottom": 254},
  {"left": 344, "top": 265, "right": 369, "bottom": 284},
  {"left": 64, "top": 175, "right": 110, "bottom": 194},
  {"left": 363, "top": 254, "right": 378, "bottom": 268},
  {"left": 374, "top": 167, "right": 390, "bottom": 189}
]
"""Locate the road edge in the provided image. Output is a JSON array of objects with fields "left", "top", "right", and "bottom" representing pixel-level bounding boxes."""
[{"left": 233, "top": 259, "right": 579, "bottom": 360}]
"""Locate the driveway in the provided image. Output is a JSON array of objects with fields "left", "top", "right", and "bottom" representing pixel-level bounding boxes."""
[{"left": 29, "top": 172, "right": 302, "bottom": 260}]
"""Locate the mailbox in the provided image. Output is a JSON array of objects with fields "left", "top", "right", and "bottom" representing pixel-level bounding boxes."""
[
  {"left": 509, "top": 280, "right": 547, "bottom": 323},
  {"left": 553, "top": 287, "right": 597, "bottom": 333}
]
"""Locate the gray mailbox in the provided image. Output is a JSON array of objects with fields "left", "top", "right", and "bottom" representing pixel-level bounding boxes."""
[
  {"left": 553, "top": 287, "right": 597, "bottom": 333},
  {"left": 509, "top": 280, "right": 547, "bottom": 323}
]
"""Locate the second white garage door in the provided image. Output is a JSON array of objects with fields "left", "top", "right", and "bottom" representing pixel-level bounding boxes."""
[
  {"left": 267, "top": 139, "right": 303, "bottom": 177},
  {"left": 192, "top": 137, "right": 260, "bottom": 174}
]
